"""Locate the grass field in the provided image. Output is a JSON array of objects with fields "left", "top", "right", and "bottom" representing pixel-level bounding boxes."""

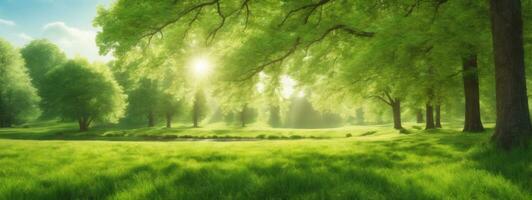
[{"left": 0, "top": 122, "right": 530, "bottom": 199}]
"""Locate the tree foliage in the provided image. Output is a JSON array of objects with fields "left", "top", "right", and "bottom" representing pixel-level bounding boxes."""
[
  {"left": 0, "top": 39, "right": 40, "bottom": 127},
  {"left": 43, "top": 58, "right": 126, "bottom": 131}
]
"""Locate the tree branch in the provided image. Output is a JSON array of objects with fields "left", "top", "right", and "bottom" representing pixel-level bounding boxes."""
[
  {"left": 207, "top": 0, "right": 227, "bottom": 43},
  {"left": 371, "top": 95, "right": 392, "bottom": 106},
  {"left": 237, "top": 37, "right": 301, "bottom": 81},
  {"left": 278, "top": 0, "right": 334, "bottom": 27},
  {"left": 241, "top": 0, "right": 251, "bottom": 30},
  {"left": 306, "top": 24, "right": 375, "bottom": 48}
]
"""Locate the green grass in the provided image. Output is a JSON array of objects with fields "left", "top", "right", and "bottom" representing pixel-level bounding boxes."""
[{"left": 0, "top": 122, "right": 530, "bottom": 199}]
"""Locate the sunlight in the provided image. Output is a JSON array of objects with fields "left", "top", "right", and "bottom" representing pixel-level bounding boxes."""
[
  {"left": 193, "top": 57, "right": 210, "bottom": 77},
  {"left": 281, "top": 75, "right": 296, "bottom": 98},
  {"left": 297, "top": 90, "right": 306, "bottom": 98}
]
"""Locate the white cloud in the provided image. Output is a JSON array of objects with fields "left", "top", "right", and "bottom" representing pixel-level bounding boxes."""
[
  {"left": 42, "top": 21, "right": 111, "bottom": 62},
  {"left": 18, "top": 33, "right": 33, "bottom": 41},
  {"left": 0, "top": 18, "right": 16, "bottom": 26}
]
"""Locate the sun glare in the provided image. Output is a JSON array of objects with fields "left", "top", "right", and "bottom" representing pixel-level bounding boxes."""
[
  {"left": 281, "top": 75, "right": 296, "bottom": 98},
  {"left": 193, "top": 57, "right": 210, "bottom": 77}
]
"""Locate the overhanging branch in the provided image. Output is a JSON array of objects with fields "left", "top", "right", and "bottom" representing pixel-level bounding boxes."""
[{"left": 237, "top": 37, "right": 301, "bottom": 81}]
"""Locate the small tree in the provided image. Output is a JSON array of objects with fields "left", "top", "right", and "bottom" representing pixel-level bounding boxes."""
[
  {"left": 192, "top": 89, "right": 207, "bottom": 128},
  {"left": 0, "top": 39, "right": 40, "bottom": 127},
  {"left": 43, "top": 58, "right": 126, "bottom": 131},
  {"left": 159, "top": 92, "right": 183, "bottom": 128},
  {"left": 127, "top": 79, "right": 161, "bottom": 127}
]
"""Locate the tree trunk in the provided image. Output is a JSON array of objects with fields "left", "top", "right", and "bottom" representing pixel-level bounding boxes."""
[
  {"left": 391, "top": 99, "right": 402, "bottom": 129},
  {"left": 269, "top": 106, "right": 281, "bottom": 127},
  {"left": 490, "top": 0, "right": 532, "bottom": 149},
  {"left": 147, "top": 111, "right": 155, "bottom": 127},
  {"left": 462, "top": 54, "right": 484, "bottom": 132},
  {"left": 78, "top": 117, "right": 90, "bottom": 132},
  {"left": 193, "top": 106, "right": 199, "bottom": 128},
  {"left": 416, "top": 109, "right": 424, "bottom": 123},
  {"left": 240, "top": 104, "right": 247, "bottom": 128},
  {"left": 166, "top": 112, "right": 172, "bottom": 128},
  {"left": 425, "top": 103, "right": 435, "bottom": 130},
  {"left": 435, "top": 105, "right": 442, "bottom": 128}
]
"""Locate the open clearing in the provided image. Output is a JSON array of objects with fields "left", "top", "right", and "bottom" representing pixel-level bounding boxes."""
[{"left": 0, "top": 123, "right": 530, "bottom": 200}]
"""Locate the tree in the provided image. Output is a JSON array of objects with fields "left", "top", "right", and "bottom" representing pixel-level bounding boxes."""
[
  {"left": 0, "top": 39, "right": 40, "bottom": 127},
  {"left": 192, "top": 89, "right": 207, "bottom": 128},
  {"left": 127, "top": 79, "right": 161, "bottom": 127},
  {"left": 159, "top": 92, "right": 183, "bottom": 128},
  {"left": 43, "top": 58, "right": 126, "bottom": 131},
  {"left": 20, "top": 39, "right": 67, "bottom": 118},
  {"left": 462, "top": 53, "right": 484, "bottom": 132},
  {"left": 489, "top": 0, "right": 532, "bottom": 149},
  {"left": 268, "top": 105, "right": 282, "bottom": 127},
  {"left": 93, "top": 0, "right": 531, "bottom": 140},
  {"left": 20, "top": 39, "right": 66, "bottom": 89},
  {"left": 416, "top": 109, "right": 424, "bottom": 123}
]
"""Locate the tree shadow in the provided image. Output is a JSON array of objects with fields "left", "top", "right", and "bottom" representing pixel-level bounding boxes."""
[{"left": 467, "top": 144, "right": 532, "bottom": 194}]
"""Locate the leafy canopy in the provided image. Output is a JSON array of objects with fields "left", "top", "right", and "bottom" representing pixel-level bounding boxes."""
[
  {"left": 43, "top": 58, "right": 127, "bottom": 125},
  {"left": 0, "top": 39, "right": 41, "bottom": 126}
]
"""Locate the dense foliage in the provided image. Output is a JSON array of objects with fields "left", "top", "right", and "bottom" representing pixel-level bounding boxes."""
[
  {"left": 43, "top": 59, "right": 126, "bottom": 131},
  {"left": 0, "top": 39, "right": 40, "bottom": 127},
  {"left": 20, "top": 39, "right": 67, "bottom": 118}
]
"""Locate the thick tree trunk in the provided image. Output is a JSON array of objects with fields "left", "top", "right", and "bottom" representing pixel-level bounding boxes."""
[
  {"left": 435, "top": 105, "right": 442, "bottom": 128},
  {"left": 147, "top": 111, "right": 155, "bottom": 127},
  {"left": 490, "top": 0, "right": 532, "bottom": 149},
  {"left": 391, "top": 99, "right": 402, "bottom": 129},
  {"left": 462, "top": 54, "right": 484, "bottom": 132},
  {"left": 425, "top": 103, "right": 435, "bottom": 130},
  {"left": 78, "top": 117, "right": 90, "bottom": 132},
  {"left": 416, "top": 109, "right": 424, "bottom": 123},
  {"left": 166, "top": 112, "right": 172, "bottom": 128}
]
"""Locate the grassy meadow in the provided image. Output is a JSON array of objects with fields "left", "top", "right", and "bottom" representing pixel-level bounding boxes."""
[{"left": 0, "top": 122, "right": 530, "bottom": 200}]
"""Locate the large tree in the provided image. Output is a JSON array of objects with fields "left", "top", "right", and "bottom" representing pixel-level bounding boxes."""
[
  {"left": 94, "top": 0, "right": 530, "bottom": 141},
  {"left": 0, "top": 39, "right": 41, "bottom": 127},
  {"left": 20, "top": 39, "right": 66, "bottom": 89},
  {"left": 20, "top": 39, "right": 67, "bottom": 118},
  {"left": 43, "top": 58, "right": 126, "bottom": 131},
  {"left": 489, "top": 0, "right": 532, "bottom": 149}
]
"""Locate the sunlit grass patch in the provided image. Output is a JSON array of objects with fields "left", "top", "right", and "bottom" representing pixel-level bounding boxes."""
[{"left": 0, "top": 122, "right": 530, "bottom": 199}]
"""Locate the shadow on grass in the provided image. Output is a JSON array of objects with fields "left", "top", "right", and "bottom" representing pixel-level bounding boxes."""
[
  {"left": 1, "top": 125, "right": 530, "bottom": 199},
  {"left": 467, "top": 144, "right": 532, "bottom": 194}
]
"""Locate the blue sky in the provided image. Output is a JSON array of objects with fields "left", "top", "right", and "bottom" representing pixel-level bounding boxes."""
[{"left": 0, "top": 0, "right": 112, "bottom": 61}]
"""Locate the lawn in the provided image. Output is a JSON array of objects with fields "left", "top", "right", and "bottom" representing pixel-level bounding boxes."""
[{"left": 0, "top": 123, "right": 530, "bottom": 199}]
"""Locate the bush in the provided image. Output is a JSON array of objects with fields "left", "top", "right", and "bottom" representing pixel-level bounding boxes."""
[
  {"left": 346, "top": 133, "right": 353, "bottom": 138},
  {"left": 267, "top": 135, "right": 280, "bottom": 140},
  {"left": 289, "top": 135, "right": 303, "bottom": 139}
]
